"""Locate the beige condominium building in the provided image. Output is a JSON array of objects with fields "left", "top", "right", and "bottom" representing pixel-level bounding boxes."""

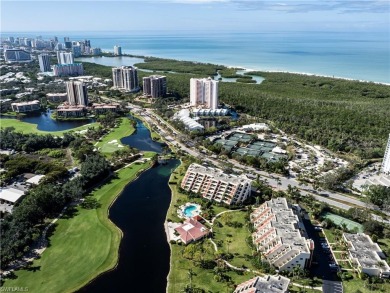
[
  {"left": 251, "top": 197, "right": 314, "bottom": 272},
  {"left": 343, "top": 233, "right": 390, "bottom": 278},
  {"left": 181, "top": 163, "right": 251, "bottom": 205}
]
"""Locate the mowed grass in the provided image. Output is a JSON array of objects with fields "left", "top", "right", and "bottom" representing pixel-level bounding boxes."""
[
  {"left": 343, "top": 277, "right": 390, "bottom": 293},
  {"left": 168, "top": 242, "right": 257, "bottom": 293},
  {"left": 3, "top": 161, "right": 153, "bottom": 293},
  {"left": 0, "top": 118, "right": 98, "bottom": 135},
  {"left": 213, "top": 211, "right": 255, "bottom": 270},
  {"left": 96, "top": 117, "right": 135, "bottom": 154}
]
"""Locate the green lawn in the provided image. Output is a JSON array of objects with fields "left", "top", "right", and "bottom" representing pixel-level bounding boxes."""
[
  {"left": 322, "top": 229, "right": 337, "bottom": 243},
  {"left": 0, "top": 118, "right": 98, "bottom": 135},
  {"left": 96, "top": 117, "right": 135, "bottom": 153},
  {"left": 213, "top": 211, "right": 255, "bottom": 270},
  {"left": 168, "top": 242, "right": 257, "bottom": 293},
  {"left": 343, "top": 276, "right": 390, "bottom": 293},
  {"left": 3, "top": 161, "right": 153, "bottom": 293}
]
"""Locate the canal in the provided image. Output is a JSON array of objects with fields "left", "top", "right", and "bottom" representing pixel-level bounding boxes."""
[{"left": 79, "top": 118, "right": 178, "bottom": 292}]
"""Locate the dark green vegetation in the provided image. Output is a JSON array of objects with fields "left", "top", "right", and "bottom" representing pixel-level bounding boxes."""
[
  {"left": 236, "top": 77, "right": 256, "bottom": 84},
  {"left": 365, "top": 185, "right": 390, "bottom": 211},
  {"left": 222, "top": 72, "right": 390, "bottom": 159},
  {"left": 134, "top": 56, "right": 224, "bottom": 76},
  {"left": 81, "top": 61, "right": 113, "bottom": 79},
  {"left": 1, "top": 155, "right": 68, "bottom": 184}
]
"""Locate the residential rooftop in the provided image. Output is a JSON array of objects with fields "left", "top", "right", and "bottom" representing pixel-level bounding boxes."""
[
  {"left": 343, "top": 233, "right": 390, "bottom": 272},
  {"left": 233, "top": 275, "right": 290, "bottom": 293},
  {"left": 186, "top": 163, "right": 251, "bottom": 186}
]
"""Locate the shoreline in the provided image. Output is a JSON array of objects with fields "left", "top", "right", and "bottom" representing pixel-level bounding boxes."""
[
  {"left": 164, "top": 160, "right": 182, "bottom": 293},
  {"left": 232, "top": 66, "right": 390, "bottom": 86},
  {"left": 86, "top": 51, "right": 390, "bottom": 85}
]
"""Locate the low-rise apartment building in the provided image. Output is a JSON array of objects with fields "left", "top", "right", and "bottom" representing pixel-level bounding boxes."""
[
  {"left": 181, "top": 163, "right": 251, "bottom": 205},
  {"left": 56, "top": 105, "right": 86, "bottom": 117},
  {"left": 234, "top": 275, "right": 290, "bottom": 293},
  {"left": 343, "top": 233, "right": 390, "bottom": 278},
  {"left": 251, "top": 197, "right": 313, "bottom": 272},
  {"left": 92, "top": 103, "right": 120, "bottom": 114},
  {"left": 11, "top": 100, "right": 40, "bottom": 112},
  {"left": 46, "top": 93, "right": 68, "bottom": 103}
]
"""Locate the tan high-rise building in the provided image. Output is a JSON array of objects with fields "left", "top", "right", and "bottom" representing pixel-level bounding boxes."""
[
  {"left": 190, "top": 77, "right": 218, "bottom": 109},
  {"left": 143, "top": 75, "right": 167, "bottom": 98},
  {"left": 112, "top": 66, "right": 139, "bottom": 92},
  {"left": 65, "top": 81, "right": 88, "bottom": 106}
]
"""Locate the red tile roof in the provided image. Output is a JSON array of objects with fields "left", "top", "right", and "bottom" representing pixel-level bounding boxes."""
[{"left": 175, "top": 218, "right": 209, "bottom": 245}]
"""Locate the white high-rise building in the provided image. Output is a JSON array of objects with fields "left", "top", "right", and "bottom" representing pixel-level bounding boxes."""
[
  {"left": 38, "top": 54, "right": 51, "bottom": 72},
  {"left": 65, "top": 81, "right": 88, "bottom": 106},
  {"left": 382, "top": 134, "right": 390, "bottom": 175},
  {"left": 53, "top": 63, "right": 83, "bottom": 77},
  {"left": 114, "top": 45, "right": 122, "bottom": 56},
  {"left": 57, "top": 51, "right": 74, "bottom": 64},
  {"left": 190, "top": 77, "right": 218, "bottom": 109},
  {"left": 112, "top": 66, "right": 139, "bottom": 92}
]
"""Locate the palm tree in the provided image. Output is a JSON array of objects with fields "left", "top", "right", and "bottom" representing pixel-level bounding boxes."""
[{"left": 188, "top": 268, "right": 194, "bottom": 289}]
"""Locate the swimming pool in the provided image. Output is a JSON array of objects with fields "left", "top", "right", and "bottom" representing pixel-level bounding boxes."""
[{"left": 183, "top": 205, "right": 198, "bottom": 218}]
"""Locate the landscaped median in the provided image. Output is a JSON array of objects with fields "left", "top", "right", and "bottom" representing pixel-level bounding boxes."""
[
  {"left": 0, "top": 118, "right": 98, "bottom": 135},
  {"left": 3, "top": 160, "right": 154, "bottom": 293}
]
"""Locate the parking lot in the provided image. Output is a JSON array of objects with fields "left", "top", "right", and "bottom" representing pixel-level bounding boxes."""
[{"left": 303, "top": 218, "right": 343, "bottom": 293}]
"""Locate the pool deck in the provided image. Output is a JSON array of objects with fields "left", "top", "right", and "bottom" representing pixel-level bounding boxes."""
[
  {"left": 177, "top": 203, "right": 201, "bottom": 219},
  {"left": 165, "top": 222, "right": 181, "bottom": 242}
]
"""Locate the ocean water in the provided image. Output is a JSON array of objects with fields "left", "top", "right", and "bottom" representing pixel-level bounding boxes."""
[{"left": 3, "top": 31, "right": 390, "bottom": 83}]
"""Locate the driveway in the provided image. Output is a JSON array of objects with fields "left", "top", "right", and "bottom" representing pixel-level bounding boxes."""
[{"left": 302, "top": 218, "right": 343, "bottom": 293}]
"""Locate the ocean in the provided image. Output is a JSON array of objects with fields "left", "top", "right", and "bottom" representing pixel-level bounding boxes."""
[{"left": 3, "top": 30, "right": 390, "bottom": 83}]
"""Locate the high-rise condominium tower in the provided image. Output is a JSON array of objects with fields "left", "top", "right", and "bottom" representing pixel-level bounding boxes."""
[
  {"left": 65, "top": 81, "right": 88, "bottom": 106},
  {"left": 190, "top": 77, "right": 218, "bottom": 109},
  {"left": 114, "top": 45, "right": 122, "bottom": 56},
  {"left": 38, "top": 53, "right": 51, "bottom": 72},
  {"left": 112, "top": 66, "right": 139, "bottom": 92},
  {"left": 143, "top": 75, "right": 167, "bottom": 98},
  {"left": 382, "top": 134, "right": 390, "bottom": 175},
  {"left": 57, "top": 51, "right": 74, "bottom": 64}
]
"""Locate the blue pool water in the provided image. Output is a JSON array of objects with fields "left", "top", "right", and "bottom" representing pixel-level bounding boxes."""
[{"left": 183, "top": 205, "right": 197, "bottom": 218}]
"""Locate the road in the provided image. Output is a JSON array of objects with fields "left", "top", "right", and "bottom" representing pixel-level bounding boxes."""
[{"left": 126, "top": 103, "right": 389, "bottom": 222}]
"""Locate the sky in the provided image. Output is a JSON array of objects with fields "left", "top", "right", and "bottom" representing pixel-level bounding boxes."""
[{"left": 1, "top": 0, "right": 390, "bottom": 32}]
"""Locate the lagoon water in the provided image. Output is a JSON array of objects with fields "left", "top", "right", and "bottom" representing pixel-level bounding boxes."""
[
  {"left": 1, "top": 110, "right": 93, "bottom": 132},
  {"left": 6, "top": 30, "right": 389, "bottom": 83}
]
